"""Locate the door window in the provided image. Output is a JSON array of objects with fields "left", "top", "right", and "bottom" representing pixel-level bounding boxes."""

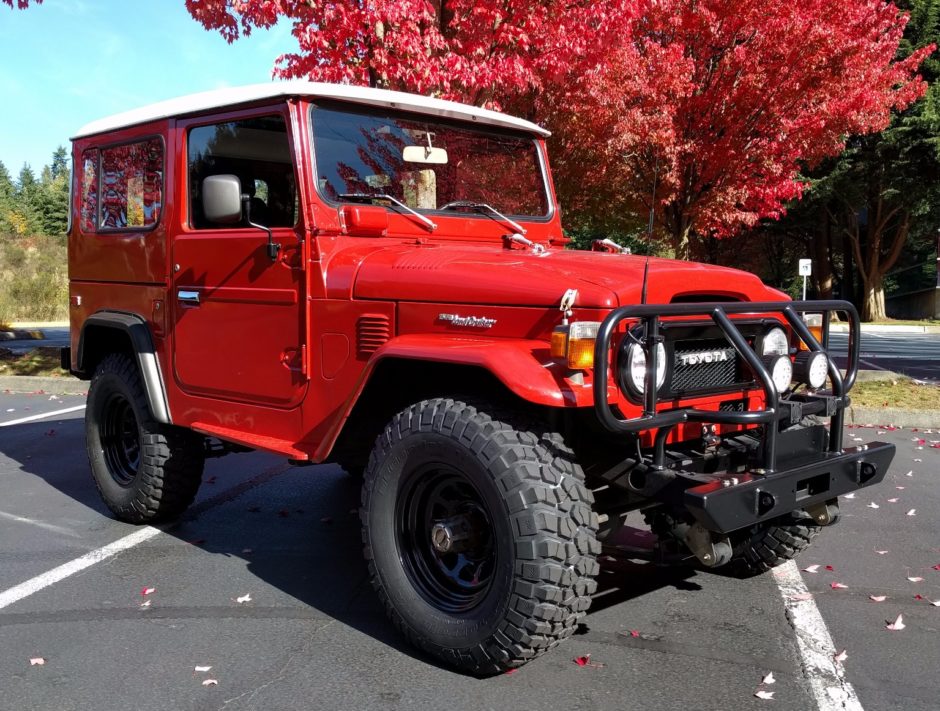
[{"left": 188, "top": 115, "right": 297, "bottom": 229}]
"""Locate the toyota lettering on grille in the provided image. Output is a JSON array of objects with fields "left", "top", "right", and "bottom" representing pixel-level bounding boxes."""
[{"left": 677, "top": 348, "right": 735, "bottom": 367}]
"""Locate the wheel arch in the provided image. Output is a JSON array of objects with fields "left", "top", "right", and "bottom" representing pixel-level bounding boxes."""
[
  {"left": 323, "top": 353, "right": 564, "bottom": 467},
  {"left": 77, "top": 311, "right": 171, "bottom": 424}
]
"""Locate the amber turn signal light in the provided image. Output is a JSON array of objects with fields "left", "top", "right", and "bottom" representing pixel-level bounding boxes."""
[
  {"left": 799, "top": 313, "right": 824, "bottom": 351},
  {"left": 551, "top": 321, "right": 601, "bottom": 370}
]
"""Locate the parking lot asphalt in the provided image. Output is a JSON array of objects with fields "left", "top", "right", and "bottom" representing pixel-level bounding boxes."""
[{"left": 0, "top": 391, "right": 938, "bottom": 711}]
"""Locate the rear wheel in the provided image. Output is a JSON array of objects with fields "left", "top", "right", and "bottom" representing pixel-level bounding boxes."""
[
  {"left": 361, "top": 398, "right": 599, "bottom": 674},
  {"left": 86, "top": 353, "right": 204, "bottom": 523}
]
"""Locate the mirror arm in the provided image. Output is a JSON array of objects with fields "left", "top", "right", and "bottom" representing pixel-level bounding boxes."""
[{"left": 242, "top": 195, "right": 280, "bottom": 261}]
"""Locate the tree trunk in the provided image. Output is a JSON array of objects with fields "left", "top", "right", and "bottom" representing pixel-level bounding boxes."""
[
  {"left": 862, "top": 274, "right": 887, "bottom": 322},
  {"left": 812, "top": 207, "right": 833, "bottom": 299}
]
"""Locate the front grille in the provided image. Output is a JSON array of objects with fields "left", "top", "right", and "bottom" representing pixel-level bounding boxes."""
[{"left": 671, "top": 338, "right": 739, "bottom": 392}]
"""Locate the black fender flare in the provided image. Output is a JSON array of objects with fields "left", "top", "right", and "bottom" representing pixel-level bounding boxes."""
[{"left": 77, "top": 311, "right": 172, "bottom": 424}]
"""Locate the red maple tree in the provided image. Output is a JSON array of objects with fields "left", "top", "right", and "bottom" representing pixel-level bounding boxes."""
[
  {"left": 184, "top": 0, "right": 635, "bottom": 111},
  {"left": 2, "top": 0, "right": 40, "bottom": 7},
  {"left": 549, "top": 0, "right": 933, "bottom": 256}
]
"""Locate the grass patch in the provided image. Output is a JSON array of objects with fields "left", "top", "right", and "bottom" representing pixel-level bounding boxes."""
[
  {"left": 0, "top": 347, "right": 68, "bottom": 377},
  {"left": 0, "top": 233, "right": 68, "bottom": 323},
  {"left": 850, "top": 377, "right": 940, "bottom": 410}
]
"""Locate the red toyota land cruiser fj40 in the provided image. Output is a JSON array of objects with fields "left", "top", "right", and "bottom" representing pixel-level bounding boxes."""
[{"left": 65, "top": 81, "right": 895, "bottom": 674}]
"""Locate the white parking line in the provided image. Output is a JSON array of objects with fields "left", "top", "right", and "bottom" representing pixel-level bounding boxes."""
[
  {"left": 0, "top": 526, "right": 161, "bottom": 610},
  {"left": 0, "top": 405, "right": 86, "bottom": 427},
  {"left": 773, "top": 561, "right": 864, "bottom": 711}
]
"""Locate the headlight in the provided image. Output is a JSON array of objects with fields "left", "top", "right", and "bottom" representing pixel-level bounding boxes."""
[
  {"left": 795, "top": 351, "right": 829, "bottom": 389},
  {"left": 626, "top": 342, "right": 667, "bottom": 393},
  {"left": 762, "top": 354, "right": 793, "bottom": 393},
  {"left": 761, "top": 327, "right": 789, "bottom": 356}
]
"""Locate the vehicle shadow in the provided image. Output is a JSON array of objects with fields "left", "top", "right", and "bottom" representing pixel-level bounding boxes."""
[{"left": 3, "top": 416, "right": 707, "bottom": 675}]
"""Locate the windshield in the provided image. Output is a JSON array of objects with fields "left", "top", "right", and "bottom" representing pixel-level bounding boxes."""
[{"left": 311, "top": 104, "right": 549, "bottom": 218}]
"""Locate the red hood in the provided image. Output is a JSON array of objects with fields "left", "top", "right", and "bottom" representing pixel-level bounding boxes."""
[{"left": 350, "top": 243, "right": 785, "bottom": 308}]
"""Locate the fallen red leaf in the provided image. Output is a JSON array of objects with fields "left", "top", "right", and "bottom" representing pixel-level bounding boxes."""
[
  {"left": 831, "top": 582, "right": 848, "bottom": 589},
  {"left": 825, "top": 565, "right": 835, "bottom": 571},
  {"left": 574, "top": 655, "right": 590, "bottom": 666}
]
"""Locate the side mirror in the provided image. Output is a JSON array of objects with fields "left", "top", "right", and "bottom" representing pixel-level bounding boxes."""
[{"left": 202, "top": 174, "right": 243, "bottom": 224}]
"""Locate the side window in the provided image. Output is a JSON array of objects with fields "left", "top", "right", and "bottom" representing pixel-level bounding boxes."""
[
  {"left": 80, "top": 149, "right": 98, "bottom": 232},
  {"left": 188, "top": 115, "right": 297, "bottom": 229},
  {"left": 99, "top": 138, "right": 163, "bottom": 230}
]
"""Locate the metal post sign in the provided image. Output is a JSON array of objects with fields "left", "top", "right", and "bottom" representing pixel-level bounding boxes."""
[{"left": 799, "top": 259, "right": 812, "bottom": 300}]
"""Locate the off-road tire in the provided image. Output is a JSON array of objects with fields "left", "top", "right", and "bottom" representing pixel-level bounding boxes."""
[
  {"left": 645, "top": 507, "right": 820, "bottom": 577},
  {"left": 86, "top": 353, "right": 204, "bottom": 523},
  {"left": 361, "top": 398, "right": 600, "bottom": 675},
  {"left": 723, "top": 510, "right": 821, "bottom": 577}
]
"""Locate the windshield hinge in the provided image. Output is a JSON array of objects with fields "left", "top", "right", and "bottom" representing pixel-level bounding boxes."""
[{"left": 504, "top": 233, "right": 546, "bottom": 254}]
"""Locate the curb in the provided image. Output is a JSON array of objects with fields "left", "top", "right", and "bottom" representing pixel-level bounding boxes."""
[
  {"left": 829, "top": 324, "right": 940, "bottom": 334},
  {"left": 0, "top": 375, "right": 87, "bottom": 395},
  {"left": 847, "top": 406, "right": 939, "bottom": 429},
  {"left": 0, "top": 329, "right": 46, "bottom": 341}
]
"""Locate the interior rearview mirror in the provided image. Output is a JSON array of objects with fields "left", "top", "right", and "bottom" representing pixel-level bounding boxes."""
[
  {"left": 402, "top": 145, "right": 448, "bottom": 165},
  {"left": 202, "top": 174, "right": 243, "bottom": 224}
]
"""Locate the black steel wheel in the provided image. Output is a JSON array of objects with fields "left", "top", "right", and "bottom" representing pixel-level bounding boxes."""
[
  {"left": 361, "top": 398, "right": 600, "bottom": 675},
  {"left": 86, "top": 353, "right": 205, "bottom": 523},
  {"left": 397, "top": 466, "right": 496, "bottom": 614},
  {"left": 99, "top": 391, "right": 141, "bottom": 486}
]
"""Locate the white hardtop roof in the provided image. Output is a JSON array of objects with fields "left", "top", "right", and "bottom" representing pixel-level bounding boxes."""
[{"left": 72, "top": 80, "right": 550, "bottom": 139}]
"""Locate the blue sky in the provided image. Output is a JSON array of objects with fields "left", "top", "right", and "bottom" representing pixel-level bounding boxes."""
[{"left": 0, "top": 0, "right": 294, "bottom": 175}]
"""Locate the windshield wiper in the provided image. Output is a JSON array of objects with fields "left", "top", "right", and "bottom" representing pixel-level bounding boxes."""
[
  {"left": 438, "top": 201, "right": 527, "bottom": 235},
  {"left": 339, "top": 193, "right": 437, "bottom": 232}
]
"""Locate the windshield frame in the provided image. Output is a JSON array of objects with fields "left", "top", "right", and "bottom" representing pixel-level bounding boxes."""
[{"left": 307, "top": 101, "right": 555, "bottom": 224}]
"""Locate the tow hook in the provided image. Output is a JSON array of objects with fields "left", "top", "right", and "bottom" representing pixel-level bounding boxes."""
[{"left": 805, "top": 499, "right": 840, "bottom": 526}]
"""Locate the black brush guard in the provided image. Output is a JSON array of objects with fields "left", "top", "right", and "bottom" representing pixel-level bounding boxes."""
[{"left": 592, "top": 300, "right": 896, "bottom": 533}]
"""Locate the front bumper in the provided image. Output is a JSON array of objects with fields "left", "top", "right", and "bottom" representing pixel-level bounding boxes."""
[
  {"left": 590, "top": 299, "right": 897, "bottom": 534},
  {"left": 683, "top": 440, "right": 894, "bottom": 533}
]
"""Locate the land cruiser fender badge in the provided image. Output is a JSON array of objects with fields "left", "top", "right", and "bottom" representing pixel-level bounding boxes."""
[
  {"left": 438, "top": 313, "right": 497, "bottom": 329},
  {"left": 678, "top": 348, "right": 735, "bottom": 366}
]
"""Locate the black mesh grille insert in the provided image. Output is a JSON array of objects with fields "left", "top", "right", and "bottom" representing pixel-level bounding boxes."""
[{"left": 672, "top": 339, "right": 739, "bottom": 392}]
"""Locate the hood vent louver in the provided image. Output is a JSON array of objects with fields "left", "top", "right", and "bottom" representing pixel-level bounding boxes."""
[{"left": 357, "top": 314, "right": 391, "bottom": 358}]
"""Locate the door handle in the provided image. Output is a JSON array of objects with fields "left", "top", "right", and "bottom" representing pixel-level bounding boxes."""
[{"left": 177, "top": 290, "right": 200, "bottom": 306}]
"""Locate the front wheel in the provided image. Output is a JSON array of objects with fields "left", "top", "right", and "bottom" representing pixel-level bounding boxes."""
[
  {"left": 361, "top": 399, "right": 600, "bottom": 675},
  {"left": 723, "top": 510, "right": 821, "bottom": 577},
  {"left": 85, "top": 353, "right": 205, "bottom": 523}
]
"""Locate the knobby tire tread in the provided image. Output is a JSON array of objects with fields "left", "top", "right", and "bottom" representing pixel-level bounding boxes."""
[
  {"left": 88, "top": 353, "right": 204, "bottom": 523},
  {"left": 361, "top": 398, "right": 600, "bottom": 675}
]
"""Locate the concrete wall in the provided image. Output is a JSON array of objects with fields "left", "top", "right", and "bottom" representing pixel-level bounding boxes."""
[{"left": 886, "top": 287, "right": 940, "bottom": 320}]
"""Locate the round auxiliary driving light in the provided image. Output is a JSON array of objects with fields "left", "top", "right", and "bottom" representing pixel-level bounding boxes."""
[
  {"left": 761, "top": 327, "right": 789, "bottom": 356},
  {"left": 795, "top": 351, "right": 829, "bottom": 389},
  {"left": 626, "top": 342, "right": 667, "bottom": 394},
  {"left": 762, "top": 354, "right": 793, "bottom": 393}
]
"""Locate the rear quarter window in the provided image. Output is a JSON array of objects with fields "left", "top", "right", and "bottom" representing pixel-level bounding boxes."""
[{"left": 94, "top": 137, "right": 164, "bottom": 231}]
